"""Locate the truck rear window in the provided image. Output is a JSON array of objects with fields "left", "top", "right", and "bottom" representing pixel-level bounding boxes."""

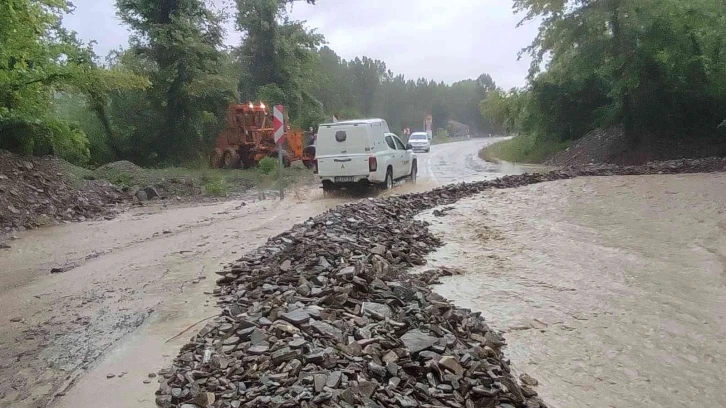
[{"left": 335, "top": 131, "right": 347, "bottom": 142}]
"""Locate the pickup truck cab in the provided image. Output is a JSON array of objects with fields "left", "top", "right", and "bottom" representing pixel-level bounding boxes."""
[{"left": 314, "top": 119, "right": 417, "bottom": 191}]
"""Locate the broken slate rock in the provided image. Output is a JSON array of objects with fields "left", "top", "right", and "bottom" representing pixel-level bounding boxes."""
[
  {"left": 438, "top": 356, "right": 465, "bottom": 375},
  {"left": 401, "top": 329, "right": 438, "bottom": 353},
  {"left": 362, "top": 302, "right": 392, "bottom": 320},
  {"left": 247, "top": 345, "right": 270, "bottom": 355},
  {"left": 271, "top": 347, "right": 301, "bottom": 365},
  {"left": 280, "top": 309, "right": 311, "bottom": 326},
  {"left": 310, "top": 320, "right": 344, "bottom": 341},
  {"left": 314, "top": 374, "right": 327, "bottom": 393}
]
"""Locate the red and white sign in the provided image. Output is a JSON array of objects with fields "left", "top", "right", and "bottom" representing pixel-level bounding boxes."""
[{"left": 273, "top": 105, "right": 285, "bottom": 144}]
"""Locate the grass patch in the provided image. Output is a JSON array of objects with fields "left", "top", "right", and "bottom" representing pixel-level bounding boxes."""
[
  {"left": 201, "top": 173, "right": 228, "bottom": 197},
  {"left": 89, "top": 161, "right": 315, "bottom": 199},
  {"left": 430, "top": 129, "right": 454, "bottom": 145},
  {"left": 257, "top": 157, "right": 278, "bottom": 175},
  {"left": 479, "top": 134, "right": 570, "bottom": 164}
]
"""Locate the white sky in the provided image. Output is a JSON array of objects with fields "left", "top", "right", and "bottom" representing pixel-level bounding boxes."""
[{"left": 62, "top": 0, "right": 538, "bottom": 89}]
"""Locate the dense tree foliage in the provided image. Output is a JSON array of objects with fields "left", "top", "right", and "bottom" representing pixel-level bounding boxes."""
[
  {"left": 486, "top": 0, "right": 726, "bottom": 145},
  {"left": 0, "top": 0, "right": 146, "bottom": 164},
  {"left": 5, "top": 0, "right": 500, "bottom": 166},
  {"left": 112, "top": 0, "right": 237, "bottom": 165},
  {"left": 236, "top": 0, "right": 324, "bottom": 125},
  {"left": 309, "top": 47, "right": 501, "bottom": 136}
]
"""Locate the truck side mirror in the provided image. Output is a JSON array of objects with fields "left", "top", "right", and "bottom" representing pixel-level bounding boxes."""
[{"left": 406, "top": 143, "right": 413, "bottom": 150}]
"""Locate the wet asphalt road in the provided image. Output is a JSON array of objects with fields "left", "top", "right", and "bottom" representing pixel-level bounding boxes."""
[{"left": 417, "top": 137, "right": 530, "bottom": 184}]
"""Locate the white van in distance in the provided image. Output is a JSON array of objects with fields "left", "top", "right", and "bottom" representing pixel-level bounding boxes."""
[{"left": 313, "top": 119, "right": 417, "bottom": 191}]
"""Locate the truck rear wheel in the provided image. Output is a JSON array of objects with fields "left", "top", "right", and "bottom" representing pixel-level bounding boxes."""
[
  {"left": 380, "top": 167, "right": 393, "bottom": 191},
  {"left": 223, "top": 150, "right": 240, "bottom": 169}
]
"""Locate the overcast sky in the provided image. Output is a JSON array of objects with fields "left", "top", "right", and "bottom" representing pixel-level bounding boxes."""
[{"left": 62, "top": 0, "right": 538, "bottom": 89}]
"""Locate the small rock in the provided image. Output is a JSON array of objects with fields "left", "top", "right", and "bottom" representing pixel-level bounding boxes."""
[
  {"left": 314, "top": 374, "right": 327, "bottom": 393},
  {"left": 382, "top": 350, "right": 398, "bottom": 364},
  {"left": 310, "top": 320, "right": 343, "bottom": 341},
  {"left": 9, "top": 317, "right": 22, "bottom": 323},
  {"left": 438, "top": 356, "right": 465, "bottom": 375},
  {"left": 401, "top": 329, "right": 438, "bottom": 353},
  {"left": 362, "top": 302, "right": 392, "bottom": 320},
  {"left": 520, "top": 373, "right": 539, "bottom": 387},
  {"left": 357, "top": 380, "right": 378, "bottom": 399},
  {"left": 289, "top": 338, "right": 307, "bottom": 349},
  {"left": 144, "top": 186, "right": 160, "bottom": 199},
  {"left": 371, "top": 244, "right": 386, "bottom": 255},
  {"left": 135, "top": 190, "right": 148, "bottom": 201},
  {"left": 106, "top": 374, "right": 115, "bottom": 379},
  {"left": 271, "top": 347, "right": 301, "bottom": 365},
  {"left": 248, "top": 345, "right": 270, "bottom": 355},
  {"left": 326, "top": 371, "right": 342, "bottom": 388},
  {"left": 279, "top": 309, "right": 310, "bottom": 326},
  {"left": 336, "top": 266, "right": 356, "bottom": 277},
  {"left": 155, "top": 395, "right": 172, "bottom": 408},
  {"left": 223, "top": 336, "right": 240, "bottom": 345}
]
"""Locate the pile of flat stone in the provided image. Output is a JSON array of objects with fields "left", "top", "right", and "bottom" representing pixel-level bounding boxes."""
[{"left": 156, "top": 158, "right": 726, "bottom": 408}]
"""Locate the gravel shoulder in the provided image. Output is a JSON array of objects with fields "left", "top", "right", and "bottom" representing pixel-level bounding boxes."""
[{"left": 421, "top": 173, "right": 726, "bottom": 407}]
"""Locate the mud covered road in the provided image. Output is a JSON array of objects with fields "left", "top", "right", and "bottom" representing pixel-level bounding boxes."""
[
  {"left": 0, "top": 138, "right": 514, "bottom": 408},
  {"left": 420, "top": 174, "right": 726, "bottom": 408},
  {"left": 5, "top": 139, "right": 722, "bottom": 408}
]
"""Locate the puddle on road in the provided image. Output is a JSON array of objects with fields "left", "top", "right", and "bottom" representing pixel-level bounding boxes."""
[{"left": 417, "top": 173, "right": 726, "bottom": 408}]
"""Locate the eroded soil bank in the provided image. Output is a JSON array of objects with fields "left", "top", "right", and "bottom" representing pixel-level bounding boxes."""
[{"left": 421, "top": 173, "right": 726, "bottom": 407}]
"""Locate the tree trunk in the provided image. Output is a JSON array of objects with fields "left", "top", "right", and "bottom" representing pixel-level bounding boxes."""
[{"left": 609, "top": 0, "right": 638, "bottom": 145}]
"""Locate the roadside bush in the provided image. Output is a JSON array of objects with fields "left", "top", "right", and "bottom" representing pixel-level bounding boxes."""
[
  {"left": 479, "top": 134, "right": 570, "bottom": 164},
  {"left": 258, "top": 157, "right": 278, "bottom": 175},
  {"left": 432, "top": 129, "right": 451, "bottom": 145},
  {"left": 0, "top": 116, "right": 91, "bottom": 165},
  {"left": 203, "top": 173, "right": 228, "bottom": 197}
]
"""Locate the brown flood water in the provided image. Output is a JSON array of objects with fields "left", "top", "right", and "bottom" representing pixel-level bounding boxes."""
[{"left": 418, "top": 173, "right": 726, "bottom": 408}]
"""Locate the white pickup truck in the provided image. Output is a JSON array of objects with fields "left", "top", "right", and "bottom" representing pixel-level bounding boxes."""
[{"left": 313, "top": 119, "right": 417, "bottom": 191}]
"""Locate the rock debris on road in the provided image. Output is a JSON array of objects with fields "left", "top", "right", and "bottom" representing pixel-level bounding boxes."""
[{"left": 156, "top": 157, "right": 726, "bottom": 408}]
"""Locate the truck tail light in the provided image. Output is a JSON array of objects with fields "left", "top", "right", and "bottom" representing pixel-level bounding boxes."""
[
  {"left": 369, "top": 157, "right": 378, "bottom": 172},
  {"left": 312, "top": 159, "right": 318, "bottom": 174}
]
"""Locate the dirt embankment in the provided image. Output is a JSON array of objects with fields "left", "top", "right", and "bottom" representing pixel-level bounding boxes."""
[
  {"left": 154, "top": 158, "right": 726, "bottom": 408},
  {"left": 0, "top": 151, "right": 124, "bottom": 235},
  {"left": 544, "top": 126, "right": 726, "bottom": 166},
  {"left": 0, "top": 151, "right": 317, "bottom": 238}
]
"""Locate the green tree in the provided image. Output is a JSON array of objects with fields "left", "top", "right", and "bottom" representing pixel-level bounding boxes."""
[
  {"left": 511, "top": 0, "right": 726, "bottom": 144},
  {"left": 115, "top": 0, "right": 237, "bottom": 165},
  {"left": 0, "top": 0, "right": 146, "bottom": 163},
  {"left": 235, "top": 0, "right": 324, "bottom": 121}
]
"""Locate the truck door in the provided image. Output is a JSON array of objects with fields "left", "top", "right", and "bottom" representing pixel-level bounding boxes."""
[{"left": 391, "top": 135, "right": 410, "bottom": 178}]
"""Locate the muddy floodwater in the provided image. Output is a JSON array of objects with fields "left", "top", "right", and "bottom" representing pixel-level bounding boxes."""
[{"left": 420, "top": 173, "right": 726, "bottom": 408}]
